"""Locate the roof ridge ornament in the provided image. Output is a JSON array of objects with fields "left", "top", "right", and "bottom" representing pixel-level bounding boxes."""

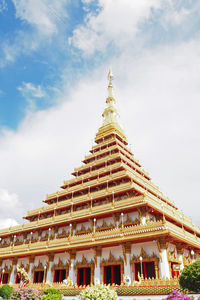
[{"left": 107, "top": 68, "right": 114, "bottom": 99}]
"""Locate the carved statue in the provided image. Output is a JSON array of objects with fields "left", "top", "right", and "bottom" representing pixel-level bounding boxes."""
[{"left": 16, "top": 264, "right": 30, "bottom": 287}]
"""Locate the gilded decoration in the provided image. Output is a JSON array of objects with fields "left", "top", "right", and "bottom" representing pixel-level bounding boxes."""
[
  {"left": 100, "top": 251, "right": 124, "bottom": 283},
  {"left": 56, "top": 229, "right": 69, "bottom": 239},
  {"left": 75, "top": 224, "right": 92, "bottom": 235},
  {"left": 119, "top": 215, "right": 140, "bottom": 228},
  {"left": 175, "top": 243, "right": 184, "bottom": 255},
  {"left": 51, "top": 258, "right": 69, "bottom": 278},
  {"left": 14, "top": 262, "right": 29, "bottom": 275},
  {"left": 130, "top": 248, "right": 159, "bottom": 280},
  {"left": 167, "top": 249, "right": 180, "bottom": 263},
  {"left": 96, "top": 219, "right": 114, "bottom": 232},
  {"left": 74, "top": 256, "right": 94, "bottom": 285},
  {"left": 182, "top": 253, "right": 192, "bottom": 267},
  {"left": 94, "top": 247, "right": 102, "bottom": 267},
  {"left": 0, "top": 264, "right": 12, "bottom": 283},
  {"left": 122, "top": 243, "right": 131, "bottom": 264},
  {"left": 16, "top": 264, "right": 30, "bottom": 285},
  {"left": 32, "top": 261, "right": 49, "bottom": 272},
  {"left": 167, "top": 248, "right": 181, "bottom": 278}
]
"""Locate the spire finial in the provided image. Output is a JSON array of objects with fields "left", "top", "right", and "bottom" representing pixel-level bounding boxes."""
[
  {"left": 107, "top": 68, "right": 114, "bottom": 99},
  {"left": 108, "top": 68, "right": 113, "bottom": 84}
]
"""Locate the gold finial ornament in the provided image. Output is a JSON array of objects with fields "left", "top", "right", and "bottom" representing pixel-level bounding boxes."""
[
  {"left": 102, "top": 68, "right": 118, "bottom": 125},
  {"left": 95, "top": 69, "right": 127, "bottom": 143},
  {"left": 107, "top": 68, "right": 114, "bottom": 99}
]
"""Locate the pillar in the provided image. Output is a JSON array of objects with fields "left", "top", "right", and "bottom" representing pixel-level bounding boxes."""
[
  {"left": 123, "top": 243, "right": 131, "bottom": 284},
  {"left": 176, "top": 243, "right": 184, "bottom": 272},
  {"left": 94, "top": 247, "right": 102, "bottom": 285},
  {"left": 157, "top": 238, "right": 170, "bottom": 279},
  {"left": 28, "top": 256, "right": 35, "bottom": 282},
  {"left": 46, "top": 254, "right": 54, "bottom": 283},
  {"left": 68, "top": 251, "right": 76, "bottom": 285},
  {"left": 9, "top": 258, "right": 18, "bottom": 284}
]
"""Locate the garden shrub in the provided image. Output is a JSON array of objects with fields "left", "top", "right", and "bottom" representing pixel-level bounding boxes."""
[
  {"left": 179, "top": 261, "right": 200, "bottom": 293},
  {"left": 42, "top": 288, "right": 62, "bottom": 300},
  {"left": 0, "top": 284, "right": 13, "bottom": 299},
  {"left": 79, "top": 284, "right": 117, "bottom": 300},
  {"left": 10, "top": 286, "right": 42, "bottom": 300}
]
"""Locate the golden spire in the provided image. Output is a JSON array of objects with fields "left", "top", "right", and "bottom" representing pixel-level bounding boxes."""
[
  {"left": 102, "top": 68, "right": 118, "bottom": 126},
  {"left": 107, "top": 68, "right": 114, "bottom": 99},
  {"left": 95, "top": 69, "right": 127, "bottom": 144}
]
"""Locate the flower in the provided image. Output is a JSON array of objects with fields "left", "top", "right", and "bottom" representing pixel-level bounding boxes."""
[{"left": 79, "top": 284, "right": 117, "bottom": 300}]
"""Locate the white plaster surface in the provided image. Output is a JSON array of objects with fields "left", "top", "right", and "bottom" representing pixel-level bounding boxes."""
[
  {"left": 76, "top": 249, "right": 94, "bottom": 262},
  {"left": 102, "top": 245, "right": 123, "bottom": 259}
]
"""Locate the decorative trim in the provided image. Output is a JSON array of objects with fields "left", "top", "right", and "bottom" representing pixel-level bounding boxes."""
[
  {"left": 14, "top": 262, "right": 29, "bottom": 275},
  {"left": 74, "top": 256, "right": 94, "bottom": 285},
  {"left": 100, "top": 251, "right": 124, "bottom": 283},
  {"left": 32, "top": 261, "right": 48, "bottom": 272},
  {"left": 94, "top": 247, "right": 102, "bottom": 267},
  {"left": 167, "top": 249, "right": 180, "bottom": 263},
  {"left": 96, "top": 219, "right": 114, "bottom": 232},
  {"left": 51, "top": 258, "right": 69, "bottom": 279},
  {"left": 130, "top": 248, "right": 159, "bottom": 279}
]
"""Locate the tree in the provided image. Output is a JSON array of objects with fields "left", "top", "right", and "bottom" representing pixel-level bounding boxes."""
[{"left": 179, "top": 260, "right": 200, "bottom": 293}]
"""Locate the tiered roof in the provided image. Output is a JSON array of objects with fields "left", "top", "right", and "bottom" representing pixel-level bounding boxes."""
[{"left": 0, "top": 70, "right": 199, "bottom": 259}]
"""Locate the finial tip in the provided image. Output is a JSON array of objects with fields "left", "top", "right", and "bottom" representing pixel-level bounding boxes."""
[{"left": 108, "top": 68, "right": 113, "bottom": 82}]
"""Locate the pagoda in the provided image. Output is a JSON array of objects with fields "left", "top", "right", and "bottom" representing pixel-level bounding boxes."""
[{"left": 0, "top": 70, "right": 199, "bottom": 289}]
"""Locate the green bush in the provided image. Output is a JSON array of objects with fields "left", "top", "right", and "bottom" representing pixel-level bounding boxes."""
[
  {"left": 42, "top": 288, "right": 62, "bottom": 300},
  {"left": 0, "top": 284, "right": 13, "bottom": 299},
  {"left": 42, "top": 294, "right": 62, "bottom": 300},
  {"left": 179, "top": 260, "right": 200, "bottom": 293}
]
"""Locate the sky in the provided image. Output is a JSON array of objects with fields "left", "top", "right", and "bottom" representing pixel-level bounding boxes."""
[{"left": 0, "top": 0, "right": 200, "bottom": 229}]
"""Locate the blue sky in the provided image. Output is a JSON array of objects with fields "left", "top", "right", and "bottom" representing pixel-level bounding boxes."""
[{"left": 0, "top": 0, "right": 200, "bottom": 228}]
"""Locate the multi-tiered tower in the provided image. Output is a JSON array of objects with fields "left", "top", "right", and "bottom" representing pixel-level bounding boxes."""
[{"left": 0, "top": 71, "right": 199, "bottom": 289}]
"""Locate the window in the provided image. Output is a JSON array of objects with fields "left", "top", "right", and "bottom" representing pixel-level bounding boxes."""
[
  {"left": 15, "top": 274, "right": 21, "bottom": 284},
  {"left": 104, "top": 265, "right": 121, "bottom": 285},
  {"left": 33, "top": 271, "right": 44, "bottom": 283},
  {"left": 53, "top": 269, "right": 66, "bottom": 283},
  {"left": 77, "top": 268, "right": 91, "bottom": 286},
  {"left": 171, "top": 262, "right": 180, "bottom": 278},
  {"left": 135, "top": 262, "right": 155, "bottom": 280},
  {"left": 0, "top": 273, "right": 9, "bottom": 284}
]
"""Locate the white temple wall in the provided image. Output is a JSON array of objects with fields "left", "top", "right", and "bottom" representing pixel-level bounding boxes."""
[
  {"left": 2, "top": 259, "right": 12, "bottom": 268},
  {"left": 168, "top": 243, "right": 176, "bottom": 252},
  {"left": 131, "top": 241, "right": 159, "bottom": 257},
  {"left": 18, "top": 257, "right": 29, "bottom": 265},
  {"left": 128, "top": 211, "right": 139, "bottom": 220},
  {"left": 76, "top": 249, "right": 94, "bottom": 262},
  {"left": 104, "top": 216, "right": 114, "bottom": 225},
  {"left": 76, "top": 221, "right": 91, "bottom": 231},
  {"left": 102, "top": 245, "right": 123, "bottom": 260},
  {"left": 54, "top": 252, "right": 69, "bottom": 262},
  {"left": 34, "top": 255, "right": 48, "bottom": 266}
]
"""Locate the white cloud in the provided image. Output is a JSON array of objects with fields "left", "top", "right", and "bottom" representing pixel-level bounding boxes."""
[
  {"left": 0, "top": 218, "right": 18, "bottom": 229},
  {"left": 0, "top": 36, "right": 200, "bottom": 228},
  {"left": 70, "top": 0, "right": 200, "bottom": 56},
  {"left": 18, "top": 82, "right": 46, "bottom": 99},
  {"left": 0, "top": 0, "right": 7, "bottom": 13},
  {"left": 12, "top": 0, "right": 68, "bottom": 36},
  {"left": 0, "top": 1, "right": 69, "bottom": 67},
  {"left": 69, "top": 0, "right": 162, "bottom": 55},
  {"left": 0, "top": 188, "right": 22, "bottom": 223}
]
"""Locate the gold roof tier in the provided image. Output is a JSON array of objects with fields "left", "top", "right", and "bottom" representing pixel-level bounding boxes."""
[
  {"left": 0, "top": 70, "right": 199, "bottom": 262},
  {"left": 0, "top": 218, "right": 199, "bottom": 259}
]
